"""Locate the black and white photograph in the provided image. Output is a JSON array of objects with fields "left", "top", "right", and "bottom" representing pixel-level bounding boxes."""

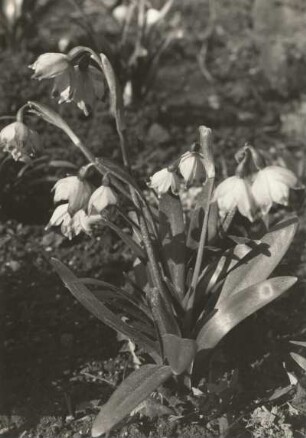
[{"left": 0, "top": 0, "right": 305, "bottom": 437}]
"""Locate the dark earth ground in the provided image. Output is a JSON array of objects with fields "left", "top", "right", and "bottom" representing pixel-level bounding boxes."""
[{"left": 0, "top": 0, "right": 306, "bottom": 436}]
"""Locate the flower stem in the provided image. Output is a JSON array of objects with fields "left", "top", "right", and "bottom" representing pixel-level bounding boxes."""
[{"left": 189, "top": 177, "right": 215, "bottom": 296}]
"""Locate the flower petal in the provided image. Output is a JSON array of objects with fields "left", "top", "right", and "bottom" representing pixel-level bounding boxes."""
[
  {"left": 264, "top": 166, "right": 298, "bottom": 188},
  {"left": 46, "top": 204, "right": 70, "bottom": 229}
]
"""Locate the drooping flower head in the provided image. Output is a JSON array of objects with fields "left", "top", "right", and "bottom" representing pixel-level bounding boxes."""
[
  {"left": 213, "top": 146, "right": 258, "bottom": 222},
  {"left": 242, "top": 145, "right": 300, "bottom": 215},
  {"left": 212, "top": 175, "right": 256, "bottom": 222},
  {"left": 69, "top": 65, "right": 104, "bottom": 116},
  {"left": 88, "top": 185, "right": 118, "bottom": 215},
  {"left": 35, "top": 53, "right": 105, "bottom": 116},
  {"left": 46, "top": 204, "right": 102, "bottom": 240},
  {"left": 0, "top": 121, "right": 40, "bottom": 162},
  {"left": 251, "top": 166, "right": 298, "bottom": 215},
  {"left": 149, "top": 166, "right": 180, "bottom": 197},
  {"left": 46, "top": 203, "right": 73, "bottom": 239},
  {"left": 52, "top": 176, "right": 93, "bottom": 215},
  {"left": 72, "top": 209, "right": 102, "bottom": 235},
  {"left": 29, "top": 53, "right": 71, "bottom": 80},
  {"left": 179, "top": 150, "right": 205, "bottom": 186}
]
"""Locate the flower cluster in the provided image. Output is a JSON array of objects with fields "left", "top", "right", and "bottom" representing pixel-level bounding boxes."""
[
  {"left": 47, "top": 175, "right": 118, "bottom": 239},
  {"left": 149, "top": 145, "right": 299, "bottom": 221},
  {"left": 149, "top": 149, "right": 206, "bottom": 196},
  {"left": 213, "top": 148, "right": 299, "bottom": 221},
  {"left": 29, "top": 53, "right": 104, "bottom": 116},
  {"left": 0, "top": 121, "right": 40, "bottom": 162}
]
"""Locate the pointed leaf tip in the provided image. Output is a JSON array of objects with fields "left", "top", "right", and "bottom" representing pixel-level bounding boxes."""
[
  {"left": 290, "top": 352, "right": 306, "bottom": 372},
  {"left": 91, "top": 364, "right": 172, "bottom": 436}
]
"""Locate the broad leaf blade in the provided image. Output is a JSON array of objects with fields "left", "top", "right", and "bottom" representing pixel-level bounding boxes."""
[
  {"left": 197, "top": 276, "right": 297, "bottom": 351},
  {"left": 218, "top": 218, "right": 298, "bottom": 303},
  {"left": 92, "top": 364, "right": 172, "bottom": 437},
  {"left": 159, "top": 193, "right": 186, "bottom": 299},
  {"left": 51, "top": 259, "right": 159, "bottom": 355},
  {"left": 162, "top": 334, "right": 197, "bottom": 375}
]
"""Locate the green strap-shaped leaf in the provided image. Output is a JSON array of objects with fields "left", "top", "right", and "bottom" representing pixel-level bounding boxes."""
[
  {"left": 91, "top": 364, "right": 172, "bottom": 437},
  {"left": 197, "top": 276, "right": 297, "bottom": 351},
  {"left": 100, "top": 53, "right": 125, "bottom": 131},
  {"left": 218, "top": 217, "right": 298, "bottom": 303},
  {"left": 290, "top": 352, "right": 306, "bottom": 372},
  {"left": 80, "top": 277, "right": 152, "bottom": 319},
  {"left": 51, "top": 259, "right": 159, "bottom": 356},
  {"left": 290, "top": 340, "right": 306, "bottom": 348},
  {"left": 162, "top": 334, "right": 197, "bottom": 375},
  {"left": 159, "top": 193, "right": 186, "bottom": 300}
]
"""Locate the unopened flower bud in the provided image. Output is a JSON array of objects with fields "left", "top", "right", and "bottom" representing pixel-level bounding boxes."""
[
  {"left": 29, "top": 53, "right": 71, "bottom": 79},
  {"left": 0, "top": 121, "right": 40, "bottom": 162},
  {"left": 149, "top": 167, "right": 180, "bottom": 196},
  {"left": 53, "top": 176, "right": 93, "bottom": 215},
  {"left": 88, "top": 185, "right": 118, "bottom": 214},
  {"left": 199, "top": 126, "right": 215, "bottom": 179}
]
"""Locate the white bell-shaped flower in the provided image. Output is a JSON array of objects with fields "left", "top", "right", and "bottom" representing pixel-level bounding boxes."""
[
  {"left": 213, "top": 175, "right": 256, "bottom": 222},
  {"left": 53, "top": 176, "right": 93, "bottom": 215},
  {"left": 88, "top": 185, "right": 118, "bottom": 214},
  {"left": 0, "top": 121, "right": 40, "bottom": 162},
  {"left": 72, "top": 209, "right": 102, "bottom": 235},
  {"left": 179, "top": 151, "right": 205, "bottom": 185},
  {"left": 149, "top": 167, "right": 180, "bottom": 196},
  {"left": 46, "top": 204, "right": 73, "bottom": 238},
  {"left": 29, "top": 53, "right": 71, "bottom": 80},
  {"left": 251, "top": 166, "right": 298, "bottom": 215}
]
